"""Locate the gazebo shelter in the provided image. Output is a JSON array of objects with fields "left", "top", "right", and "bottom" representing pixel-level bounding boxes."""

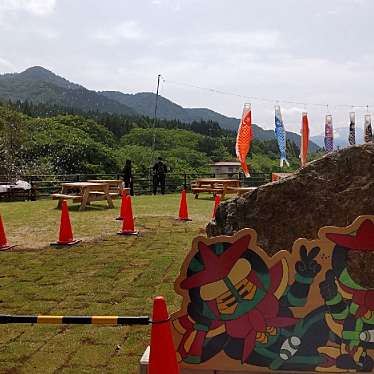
[{"left": 210, "top": 161, "right": 241, "bottom": 177}]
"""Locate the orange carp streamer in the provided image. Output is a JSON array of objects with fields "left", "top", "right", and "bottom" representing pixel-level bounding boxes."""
[
  {"left": 235, "top": 103, "right": 252, "bottom": 177},
  {"left": 300, "top": 112, "right": 309, "bottom": 167}
]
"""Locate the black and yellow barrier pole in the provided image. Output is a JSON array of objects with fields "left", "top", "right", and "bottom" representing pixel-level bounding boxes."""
[
  {"left": 0, "top": 297, "right": 180, "bottom": 374},
  {"left": 0, "top": 314, "right": 150, "bottom": 325}
]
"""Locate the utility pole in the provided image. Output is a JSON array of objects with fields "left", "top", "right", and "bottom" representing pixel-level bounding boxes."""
[
  {"left": 149, "top": 74, "right": 161, "bottom": 193},
  {"left": 152, "top": 74, "right": 161, "bottom": 152}
]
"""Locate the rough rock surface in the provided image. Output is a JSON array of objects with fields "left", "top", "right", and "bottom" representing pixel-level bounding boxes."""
[{"left": 207, "top": 144, "right": 374, "bottom": 286}]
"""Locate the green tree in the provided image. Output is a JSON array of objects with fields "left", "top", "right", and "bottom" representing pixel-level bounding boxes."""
[{"left": 0, "top": 106, "right": 29, "bottom": 178}]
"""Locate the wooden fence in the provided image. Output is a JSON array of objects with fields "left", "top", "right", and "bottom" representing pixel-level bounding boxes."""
[{"left": 0, "top": 172, "right": 272, "bottom": 201}]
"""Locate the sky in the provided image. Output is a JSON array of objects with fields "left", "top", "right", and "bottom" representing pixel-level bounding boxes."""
[{"left": 0, "top": 0, "right": 373, "bottom": 136}]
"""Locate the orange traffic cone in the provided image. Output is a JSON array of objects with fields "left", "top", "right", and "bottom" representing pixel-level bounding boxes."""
[
  {"left": 149, "top": 296, "right": 180, "bottom": 374},
  {"left": 116, "top": 190, "right": 128, "bottom": 220},
  {"left": 117, "top": 195, "right": 138, "bottom": 235},
  {"left": 0, "top": 215, "right": 15, "bottom": 251},
  {"left": 212, "top": 194, "right": 220, "bottom": 219},
  {"left": 177, "top": 190, "right": 191, "bottom": 221},
  {"left": 51, "top": 200, "right": 80, "bottom": 246}
]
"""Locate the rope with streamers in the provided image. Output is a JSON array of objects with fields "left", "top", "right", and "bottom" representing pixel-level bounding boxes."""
[{"left": 162, "top": 76, "right": 373, "bottom": 112}]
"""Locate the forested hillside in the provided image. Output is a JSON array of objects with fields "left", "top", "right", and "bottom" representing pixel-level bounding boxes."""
[
  {"left": 0, "top": 66, "right": 319, "bottom": 152},
  {"left": 0, "top": 101, "right": 305, "bottom": 179},
  {"left": 0, "top": 67, "right": 137, "bottom": 116}
]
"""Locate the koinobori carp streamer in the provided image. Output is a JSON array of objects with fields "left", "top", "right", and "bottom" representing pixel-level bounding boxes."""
[
  {"left": 235, "top": 103, "right": 253, "bottom": 177},
  {"left": 300, "top": 112, "right": 309, "bottom": 167},
  {"left": 274, "top": 105, "right": 289, "bottom": 167},
  {"left": 364, "top": 114, "right": 373, "bottom": 143},
  {"left": 324, "top": 114, "right": 334, "bottom": 152},
  {"left": 348, "top": 112, "right": 356, "bottom": 146}
]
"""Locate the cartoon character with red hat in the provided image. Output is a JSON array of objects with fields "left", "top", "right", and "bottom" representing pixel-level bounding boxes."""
[
  {"left": 173, "top": 231, "right": 330, "bottom": 371},
  {"left": 318, "top": 219, "right": 374, "bottom": 372}
]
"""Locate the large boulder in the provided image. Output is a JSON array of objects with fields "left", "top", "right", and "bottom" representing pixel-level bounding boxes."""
[{"left": 207, "top": 144, "right": 374, "bottom": 255}]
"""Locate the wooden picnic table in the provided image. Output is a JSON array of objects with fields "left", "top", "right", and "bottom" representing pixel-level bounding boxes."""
[
  {"left": 191, "top": 178, "right": 240, "bottom": 199},
  {"left": 86, "top": 179, "right": 123, "bottom": 198},
  {"left": 51, "top": 182, "right": 114, "bottom": 211}
]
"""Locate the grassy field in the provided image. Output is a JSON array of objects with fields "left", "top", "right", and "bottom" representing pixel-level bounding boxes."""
[{"left": 0, "top": 194, "right": 215, "bottom": 373}]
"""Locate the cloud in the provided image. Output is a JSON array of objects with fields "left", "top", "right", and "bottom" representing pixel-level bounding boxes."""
[
  {"left": 0, "top": 57, "right": 15, "bottom": 71},
  {"left": 94, "top": 21, "right": 145, "bottom": 45},
  {"left": 339, "top": 0, "right": 367, "bottom": 4},
  {"left": 282, "top": 107, "right": 306, "bottom": 115},
  {"left": 35, "top": 27, "right": 59, "bottom": 40},
  {"left": 152, "top": 30, "right": 282, "bottom": 74},
  {"left": 0, "top": 0, "right": 56, "bottom": 16},
  {"left": 148, "top": 0, "right": 184, "bottom": 11},
  {"left": 116, "top": 21, "right": 144, "bottom": 40},
  {"left": 316, "top": 0, "right": 368, "bottom": 16},
  {"left": 202, "top": 30, "right": 281, "bottom": 50}
]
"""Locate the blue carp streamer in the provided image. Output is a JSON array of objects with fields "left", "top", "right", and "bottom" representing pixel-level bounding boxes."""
[
  {"left": 274, "top": 105, "right": 289, "bottom": 167},
  {"left": 324, "top": 115, "right": 333, "bottom": 152}
]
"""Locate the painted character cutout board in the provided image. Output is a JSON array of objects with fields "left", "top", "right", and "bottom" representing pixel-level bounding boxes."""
[{"left": 172, "top": 216, "right": 374, "bottom": 372}]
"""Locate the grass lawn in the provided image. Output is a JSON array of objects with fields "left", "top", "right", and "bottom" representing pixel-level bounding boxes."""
[{"left": 0, "top": 194, "right": 215, "bottom": 373}]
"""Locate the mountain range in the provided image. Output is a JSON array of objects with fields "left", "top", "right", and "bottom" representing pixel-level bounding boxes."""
[
  {"left": 311, "top": 127, "right": 364, "bottom": 149},
  {"left": 0, "top": 66, "right": 319, "bottom": 151}
]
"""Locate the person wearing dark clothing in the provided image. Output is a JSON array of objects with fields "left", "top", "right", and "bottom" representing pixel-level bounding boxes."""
[
  {"left": 152, "top": 157, "right": 167, "bottom": 195},
  {"left": 122, "top": 159, "right": 134, "bottom": 196}
]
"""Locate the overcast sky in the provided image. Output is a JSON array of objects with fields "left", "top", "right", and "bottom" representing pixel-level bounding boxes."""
[{"left": 0, "top": 0, "right": 373, "bottom": 135}]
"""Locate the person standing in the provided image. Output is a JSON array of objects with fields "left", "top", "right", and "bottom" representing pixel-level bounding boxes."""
[
  {"left": 122, "top": 159, "right": 134, "bottom": 196},
  {"left": 152, "top": 157, "right": 167, "bottom": 195}
]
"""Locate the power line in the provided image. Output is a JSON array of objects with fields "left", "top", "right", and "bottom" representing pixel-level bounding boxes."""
[{"left": 162, "top": 76, "right": 373, "bottom": 111}]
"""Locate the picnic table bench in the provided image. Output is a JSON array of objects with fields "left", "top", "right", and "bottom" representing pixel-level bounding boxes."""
[
  {"left": 191, "top": 178, "right": 241, "bottom": 199},
  {"left": 0, "top": 181, "right": 32, "bottom": 201},
  {"left": 86, "top": 179, "right": 123, "bottom": 199},
  {"left": 51, "top": 182, "right": 114, "bottom": 211}
]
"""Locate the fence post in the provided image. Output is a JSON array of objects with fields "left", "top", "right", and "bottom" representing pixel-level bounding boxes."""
[
  {"left": 28, "top": 177, "right": 33, "bottom": 201},
  {"left": 149, "top": 170, "right": 152, "bottom": 195},
  {"left": 183, "top": 174, "right": 187, "bottom": 190},
  {"left": 30, "top": 176, "right": 37, "bottom": 201}
]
